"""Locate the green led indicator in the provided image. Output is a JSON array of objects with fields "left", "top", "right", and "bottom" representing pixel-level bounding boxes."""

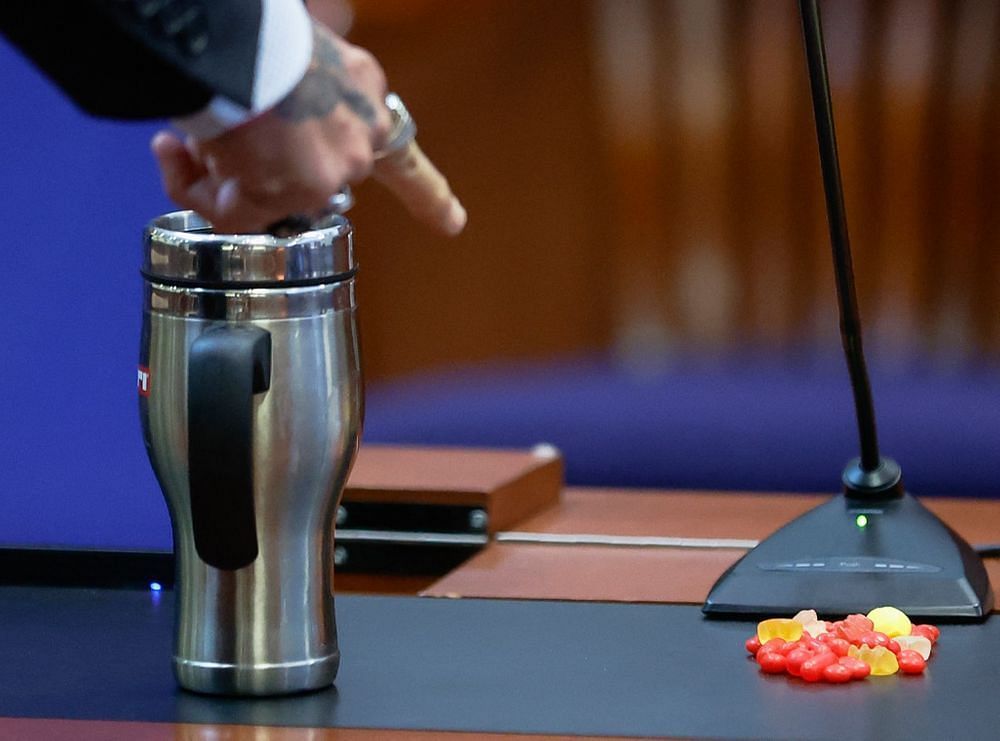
[{"left": 856, "top": 514, "right": 869, "bottom": 528}]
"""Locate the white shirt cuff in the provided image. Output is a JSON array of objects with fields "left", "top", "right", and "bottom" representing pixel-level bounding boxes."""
[{"left": 172, "top": 0, "right": 314, "bottom": 139}]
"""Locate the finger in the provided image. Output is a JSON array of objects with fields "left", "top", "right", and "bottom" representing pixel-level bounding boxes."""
[
  {"left": 152, "top": 131, "right": 295, "bottom": 233},
  {"left": 210, "top": 179, "right": 321, "bottom": 235},
  {"left": 151, "top": 131, "right": 204, "bottom": 199},
  {"left": 337, "top": 40, "right": 390, "bottom": 140},
  {"left": 373, "top": 141, "right": 467, "bottom": 237},
  {"left": 369, "top": 98, "right": 394, "bottom": 153},
  {"left": 151, "top": 131, "right": 224, "bottom": 219}
]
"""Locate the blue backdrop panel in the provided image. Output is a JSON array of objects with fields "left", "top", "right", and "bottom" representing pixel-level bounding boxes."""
[
  {"left": 0, "top": 43, "right": 174, "bottom": 550},
  {"left": 364, "top": 355, "right": 1000, "bottom": 499}
]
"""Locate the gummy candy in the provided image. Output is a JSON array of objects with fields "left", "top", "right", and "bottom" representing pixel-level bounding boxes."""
[
  {"left": 832, "top": 614, "right": 874, "bottom": 643},
  {"left": 793, "top": 609, "right": 818, "bottom": 625},
  {"left": 838, "top": 656, "right": 871, "bottom": 680},
  {"left": 757, "top": 618, "right": 804, "bottom": 643},
  {"left": 744, "top": 607, "right": 936, "bottom": 684},
  {"left": 822, "top": 662, "right": 852, "bottom": 683},
  {"left": 894, "top": 635, "right": 932, "bottom": 660},
  {"left": 910, "top": 624, "right": 940, "bottom": 644},
  {"left": 897, "top": 649, "right": 927, "bottom": 675},
  {"left": 785, "top": 647, "right": 812, "bottom": 677},
  {"left": 757, "top": 650, "right": 787, "bottom": 674},
  {"left": 803, "top": 620, "right": 828, "bottom": 638},
  {"left": 790, "top": 610, "right": 825, "bottom": 637},
  {"left": 828, "top": 638, "right": 851, "bottom": 657},
  {"left": 799, "top": 650, "right": 838, "bottom": 682},
  {"left": 849, "top": 645, "right": 899, "bottom": 676},
  {"left": 867, "top": 606, "right": 912, "bottom": 638}
]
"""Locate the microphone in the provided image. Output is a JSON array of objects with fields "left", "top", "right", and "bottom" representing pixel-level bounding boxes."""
[
  {"left": 799, "top": 0, "right": 902, "bottom": 499},
  {"left": 702, "top": 0, "right": 992, "bottom": 620}
]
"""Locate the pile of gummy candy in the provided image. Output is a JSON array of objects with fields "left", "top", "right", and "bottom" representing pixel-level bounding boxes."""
[{"left": 744, "top": 606, "right": 940, "bottom": 683}]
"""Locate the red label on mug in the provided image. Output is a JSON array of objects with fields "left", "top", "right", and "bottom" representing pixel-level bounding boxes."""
[{"left": 137, "top": 365, "right": 151, "bottom": 397}]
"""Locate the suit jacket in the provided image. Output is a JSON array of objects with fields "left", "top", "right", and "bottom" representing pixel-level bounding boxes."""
[{"left": 0, "top": 1, "right": 293, "bottom": 123}]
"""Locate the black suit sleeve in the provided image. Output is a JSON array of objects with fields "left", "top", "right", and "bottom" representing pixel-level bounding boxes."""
[{"left": 0, "top": 0, "right": 263, "bottom": 120}]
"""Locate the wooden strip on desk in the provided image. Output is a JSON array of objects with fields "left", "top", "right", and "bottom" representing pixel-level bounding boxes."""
[
  {"left": 512, "top": 489, "right": 824, "bottom": 539},
  {"left": 336, "top": 572, "right": 438, "bottom": 594},
  {"left": 425, "top": 542, "right": 746, "bottom": 603},
  {"left": 425, "top": 541, "right": 1000, "bottom": 604},
  {"left": 516, "top": 489, "right": 1000, "bottom": 543},
  {"left": 0, "top": 718, "right": 644, "bottom": 741},
  {"left": 425, "top": 489, "right": 1000, "bottom": 603}
]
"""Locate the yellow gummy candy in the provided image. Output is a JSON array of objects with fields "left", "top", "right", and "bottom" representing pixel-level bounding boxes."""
[
  {"left": 849, "top": 645, "right": 899, "bottom": 676},
  {"left": 757, "top": 618, "right": 804, "bottom": 643},
  {"left": 866, "top": 606, "right": 912, "bottom": 639}
]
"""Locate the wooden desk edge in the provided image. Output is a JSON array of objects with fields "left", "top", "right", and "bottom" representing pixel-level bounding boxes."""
[{"left": 0, "top": 717, "right": 647, "bottom": 740}]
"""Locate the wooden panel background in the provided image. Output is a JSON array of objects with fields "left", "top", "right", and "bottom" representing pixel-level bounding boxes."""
[{"left": 340, "top": 0, "right": 1000, "bottom": 382}]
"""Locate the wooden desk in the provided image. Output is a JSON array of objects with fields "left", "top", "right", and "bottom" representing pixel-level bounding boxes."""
[
  {"left": 424, "top": 488, "right": 1000, "bottom": 605},
  {"left": 0, "top": 718, "right": 622, "bottom": 740},
  {"left": 5, "top": 487, "right": 999, "bottom": 740}
]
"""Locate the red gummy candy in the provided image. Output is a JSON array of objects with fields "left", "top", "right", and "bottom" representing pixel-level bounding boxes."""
[
  {"left": 897, "top": 649, "right": 927, "bottom": 675},
  {"left": 828, "top": 638, "right": 851, "bottom": 657},
  {"left": 779, "top": 639, "right": 801, "bottom": 655},
  {"left": 786, "top": 647, "right": 813, "bottom": 677},
  {"left": 761, "top": 638, "right": 787, "bottom": 654},
  {"left": 838, "top": 656, "right": 871, "bottom": 680},
  {"left": 746, "top": 635, "right": 762, "bottom": 655},
  {"left": 822, "top": 662, "right": 853, "bottom": 683},
  {"left": 800, "top": 648, "right": 837, "bottom": 682},
  {"left": 757, "top": 650, "right": 788, "bottom": 674},
  {"left": 834, "top": 614, "right": 874, "bottom": 644},
  {"left": 910, "top": 624, "right": 940, "bottom": 644},
  {"left": 858, "top": 631, "right": 892, "bottom": 649}
]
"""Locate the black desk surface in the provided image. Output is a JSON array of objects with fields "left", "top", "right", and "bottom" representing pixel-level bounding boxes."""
[{"left": 2, "top": 586, "right": 999, "bottom": 740}]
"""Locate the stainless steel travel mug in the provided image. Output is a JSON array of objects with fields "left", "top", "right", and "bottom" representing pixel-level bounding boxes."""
[{"left": 139, "top": 211, "right": 361, "bottom": 695}]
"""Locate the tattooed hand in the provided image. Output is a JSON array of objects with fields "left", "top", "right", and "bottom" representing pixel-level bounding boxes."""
[{"left": 150, "top": 20, "right": 466, "bottom": 237}]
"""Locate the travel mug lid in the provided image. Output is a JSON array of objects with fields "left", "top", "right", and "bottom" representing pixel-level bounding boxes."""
[{"left": 142, "top": 209, "right": 355, "bottom": 289}]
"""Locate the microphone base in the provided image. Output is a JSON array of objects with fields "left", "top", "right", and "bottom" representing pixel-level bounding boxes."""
[{"left": 702, "top": 491, "right": 993, "bottom": 621}]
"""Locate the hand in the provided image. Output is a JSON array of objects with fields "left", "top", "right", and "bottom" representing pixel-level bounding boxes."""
[
  {"left": 307, "top": 0, "right": 354, "bottom": 35},
  {"left": 151, "top": 21, "right": 466, "bottom": 236}
]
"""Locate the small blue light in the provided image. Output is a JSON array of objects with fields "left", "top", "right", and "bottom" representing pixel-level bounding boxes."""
[{"left": 150, "top": 581, "right": 163, "bottom": 592}]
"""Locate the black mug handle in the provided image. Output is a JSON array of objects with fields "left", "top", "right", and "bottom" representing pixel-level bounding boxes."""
[{"left": 187, "top": 325, "right": 272, "bottom": 570}]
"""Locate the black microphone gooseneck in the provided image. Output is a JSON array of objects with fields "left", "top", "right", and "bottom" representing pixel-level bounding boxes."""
[
  {"left": 798, "top": 0, "right": 902, "bottom": 498},
  {"left": 703, "top": 1, "right": 992, "bottom": 620}
]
